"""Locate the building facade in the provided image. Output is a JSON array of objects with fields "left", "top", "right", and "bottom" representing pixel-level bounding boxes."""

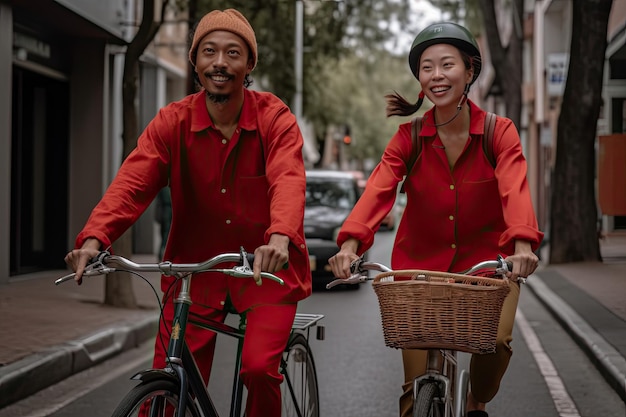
[
  {"left": 523, "top": 0, "right": 626, "bottom": 236},
  {"left": 0, "top": 0, "right": 188, "bottom": 283}
]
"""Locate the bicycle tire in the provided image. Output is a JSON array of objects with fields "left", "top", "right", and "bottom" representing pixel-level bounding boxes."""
[
  {"left": 413, "top": 381, "right": 444, "bottom": 417},
  {"left": 280, "top": 333, "right": 320, "bottom": 417},
  {"left": 110, "top": 378, "right": 200, "bottom": 417}
]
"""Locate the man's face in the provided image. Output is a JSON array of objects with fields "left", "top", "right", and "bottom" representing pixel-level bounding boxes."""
[{"left": 194, "top": 30, "right": 253, "bottom": 103}]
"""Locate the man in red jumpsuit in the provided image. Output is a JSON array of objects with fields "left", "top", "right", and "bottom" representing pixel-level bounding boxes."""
[{"left": 64, "top": 9, "right": 311, "bottom": 417}]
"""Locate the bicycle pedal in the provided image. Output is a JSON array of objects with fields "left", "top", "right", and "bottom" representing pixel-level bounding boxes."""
[{"left": 316, "top": 325, "right": 325, "bottom": 340}]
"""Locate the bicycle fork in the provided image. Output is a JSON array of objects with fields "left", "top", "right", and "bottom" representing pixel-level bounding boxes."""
[{"left": 412, "top": 350, "right": 456, "bottom": 417}]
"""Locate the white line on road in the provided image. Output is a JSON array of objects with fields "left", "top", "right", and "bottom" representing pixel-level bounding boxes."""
[{"left": 516, "top": 309, "right": 581, "bottom": 417}]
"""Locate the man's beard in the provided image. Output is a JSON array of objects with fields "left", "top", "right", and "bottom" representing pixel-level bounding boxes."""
[{"left": 206, "top": 91, "right": 230, "bottom": 104}]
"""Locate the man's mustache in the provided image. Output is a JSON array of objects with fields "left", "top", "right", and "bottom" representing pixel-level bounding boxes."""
[{"left": 204, "top": 69, "right": 234, "bottom": 79}]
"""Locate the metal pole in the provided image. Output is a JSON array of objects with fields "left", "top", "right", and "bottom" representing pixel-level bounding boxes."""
[{"left": 294, "top": 0, "right": 303, "bottom": 123}]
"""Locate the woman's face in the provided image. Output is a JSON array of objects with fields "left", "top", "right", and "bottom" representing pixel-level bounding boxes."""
[{"left": 418, "top": 43, "right": 473, "bottom": 110}]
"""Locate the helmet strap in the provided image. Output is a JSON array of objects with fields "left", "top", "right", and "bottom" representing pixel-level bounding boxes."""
[
  {"left": 456, "top": 83, "right": 470, "bottom": 110},
  {"left": 433, "top": 106, "right": 462, "bottom": 127},
  {"left": 433, "top": 84, "right": 470, "bottom": 127}
]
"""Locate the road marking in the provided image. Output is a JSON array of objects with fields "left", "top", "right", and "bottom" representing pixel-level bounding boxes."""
[{"left": 516, "top": 309, "right": 581, "bottom": 417}]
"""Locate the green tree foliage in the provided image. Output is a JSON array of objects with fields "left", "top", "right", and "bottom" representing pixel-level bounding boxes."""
[
  {"left": 309, "top": 50, "right": 421, "bottom": 161},
  {"left": 193, "top": 1, "right": 411, "bottom": 104}
]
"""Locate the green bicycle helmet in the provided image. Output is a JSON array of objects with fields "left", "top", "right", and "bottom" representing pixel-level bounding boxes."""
[{"left": 408, "top": 22, "right": 482, "bottom": 84}]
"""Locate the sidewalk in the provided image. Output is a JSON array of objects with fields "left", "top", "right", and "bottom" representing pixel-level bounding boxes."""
[
  {"left": 528, "top": 232, "right": 626, "bottom": 402},
  {"left": 1, "top": 237, "right": 626, "bottom": 409},
  {"left": 0, "top": 254, "right": 162, "bottom": 408}
]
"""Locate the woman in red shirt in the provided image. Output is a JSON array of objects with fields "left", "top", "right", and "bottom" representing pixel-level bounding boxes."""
[
  {"left": 64, "top": 9, "right": 310, "bottom": 417},
  {"left": 329, "top": 22, "right": 543, "bottom": 417}
]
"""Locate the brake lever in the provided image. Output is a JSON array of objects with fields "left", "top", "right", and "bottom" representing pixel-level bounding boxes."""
[
  {"left": 325, "top": 256, "right": 367, "bottom": 289},
  {"left": 54, "top": 266, "right": 115, "bottom": 285},
  {"left": 326, "top": 273, "right": 367, "bottom": 289},
  {"left": 350, "top": 257, "right": 365, "bottom": 274},
  {"left": 210, "top": 267, "right": 285, "bottom": 286},
  {"left": 495, "top": 254, "right": 526, "bottom": 284}
]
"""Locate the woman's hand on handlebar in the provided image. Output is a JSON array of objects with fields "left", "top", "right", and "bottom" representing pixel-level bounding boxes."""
[
  {"left": 505, "top": 240, "right": 539, "bottom": 282},
  {"left": 252, "top": 234, "right": 290, "bottom": 285},
  {"left": 64, "top": 238, "right": 101, "bottom": 285},
  {"left": 328, "top": 238, "right": 361, "bottom": 279}
]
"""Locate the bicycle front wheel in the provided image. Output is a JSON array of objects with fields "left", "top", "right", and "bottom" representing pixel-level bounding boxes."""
[
  {"left": 280, "top": 333, "right": 320, "bottom": 417},
  {"left": 110, "top": 378, "right": 200, "bottom": 417},
  {"left": 413, "top": 381, "right": 444, "bottom": 417}
]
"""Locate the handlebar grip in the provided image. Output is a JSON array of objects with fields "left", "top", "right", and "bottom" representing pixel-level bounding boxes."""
[{"left": 245, "top": 254, "right": 289, "bottom": 270}]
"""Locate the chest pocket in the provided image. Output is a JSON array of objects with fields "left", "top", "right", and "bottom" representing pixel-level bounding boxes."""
[{"left": 231, "top": 132, "right": 271, "bottom": 227}]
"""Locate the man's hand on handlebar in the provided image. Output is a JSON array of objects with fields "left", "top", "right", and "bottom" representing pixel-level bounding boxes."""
[
  {"left": 64, "top": 238, "right": 101, "bottom": 285},
  {"left": 252, "top": 234, "right": 290, "bottom": 286}
]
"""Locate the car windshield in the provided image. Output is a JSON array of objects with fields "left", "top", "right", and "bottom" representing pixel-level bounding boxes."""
[{"left": 306, "top": 178, "right": 356, "bottom": 209}]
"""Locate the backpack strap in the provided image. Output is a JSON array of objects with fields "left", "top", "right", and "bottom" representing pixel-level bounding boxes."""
[
  {"left": 483, "top": 112, "right": 497, "bottom": 168},
  {"left": 399, "top": 116, "right": 423, "bottom": 194}
]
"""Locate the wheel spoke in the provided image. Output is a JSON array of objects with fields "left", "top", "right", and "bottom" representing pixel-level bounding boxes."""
[{"left": 281, "top": 334, "right": 320, "bottom": 417}]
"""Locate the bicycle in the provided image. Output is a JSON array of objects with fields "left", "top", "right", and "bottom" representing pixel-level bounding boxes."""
[
  {"left": 55, "top": 247, "right": 324, "bottom": 417},
  {"left": 327, "top": 256, "right": 517, "bottom": 417}
]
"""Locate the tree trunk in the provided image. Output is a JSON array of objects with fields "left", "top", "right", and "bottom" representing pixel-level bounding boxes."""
[
  {"left": 549, "top": 0, "right": 612, "bottom": 263},
  {"left": 478, "top": 0, "right": 523, "bottom": 129},
  {"left": 186, "top": 0, "right": 199, "bottom": 95},
  {"left": 105, "top": 0, "right": 166, "bottom": 307}
]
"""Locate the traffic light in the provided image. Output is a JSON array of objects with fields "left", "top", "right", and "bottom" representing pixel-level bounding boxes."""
[{"left": 342, "top": 125, "right": 351, "bottom": 145}]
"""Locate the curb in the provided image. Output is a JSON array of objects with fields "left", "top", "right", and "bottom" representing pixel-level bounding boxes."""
[
  {"left": 527, "top": 277, "right": 626, "bottom": 402},
  {"left": 0, "top": 315, "right": 158, "bottom": 408}
]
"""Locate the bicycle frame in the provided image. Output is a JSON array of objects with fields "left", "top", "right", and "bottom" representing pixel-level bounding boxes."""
[
  {"left": 137, "top": 273, "right": 324, "bottom": 417},
  {"left": 131, "top": 272, "right": 240, "bottom": 417}
]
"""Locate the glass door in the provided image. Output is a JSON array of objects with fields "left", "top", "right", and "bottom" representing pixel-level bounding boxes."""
[{"left": 11, "top": 67, "right": 69, "bottom": 274}]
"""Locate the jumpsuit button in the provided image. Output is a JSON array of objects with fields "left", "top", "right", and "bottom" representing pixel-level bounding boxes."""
[
  {"left": 451, "top": 243, "right": 457, "bottom": 249},
  {"left": 449, "top": 215, "right": 454, "bottom": 221},
  {"left": 221, "top": 139, "right": 227, "bottom": 144},
  {"left": 226, "top": 219, "right": 231, "bottom": 224},
  {"left": 221, "top": 189, "right": 226, "bottom": 194},
  {"left": 449, "top": 185, "right": 455, "bottom": 190},
  {"left": 300, "top": 244, "right": 305, "bottom": 249},
  {"left": 220, "top": 300, "right": 225, "bottom": 306}
]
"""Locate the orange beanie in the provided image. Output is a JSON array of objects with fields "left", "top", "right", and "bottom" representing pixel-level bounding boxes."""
[{"left": 188, "top": 9, "right": 257, "bottom": 70}]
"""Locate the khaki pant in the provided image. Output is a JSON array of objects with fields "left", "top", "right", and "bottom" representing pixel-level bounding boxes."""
[{"left": 399, "top": 282, "right": 520, "bottom": 417}]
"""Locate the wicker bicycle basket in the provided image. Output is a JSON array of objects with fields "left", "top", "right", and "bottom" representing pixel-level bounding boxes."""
[{"left": 372, "top": 270, "right": 511, "bottom": 354}]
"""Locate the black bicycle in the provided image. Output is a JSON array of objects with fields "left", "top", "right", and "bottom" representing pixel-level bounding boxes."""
[{"left": 56, "top": 247, "right": 324, "bottom": 417}]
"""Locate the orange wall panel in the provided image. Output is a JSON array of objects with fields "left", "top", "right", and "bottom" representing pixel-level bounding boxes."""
[{"left": 598, "top": 134, "right": 626, "bottom": 215}]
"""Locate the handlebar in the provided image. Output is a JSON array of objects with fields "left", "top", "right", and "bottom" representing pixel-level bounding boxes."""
[
  {"left": 326, "top": 254, "right": 519, "bottom": 289},
  {"left": 55, "top": 247, "right": 285, "bottom": 286}
]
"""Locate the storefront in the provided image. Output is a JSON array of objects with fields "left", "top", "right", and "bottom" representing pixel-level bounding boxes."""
[
  {"left": 9, "top": 23, "right": 75, "bottom": 274},
  {"left": 0, "top": 0, "right": 127, "bottom": 280}
]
